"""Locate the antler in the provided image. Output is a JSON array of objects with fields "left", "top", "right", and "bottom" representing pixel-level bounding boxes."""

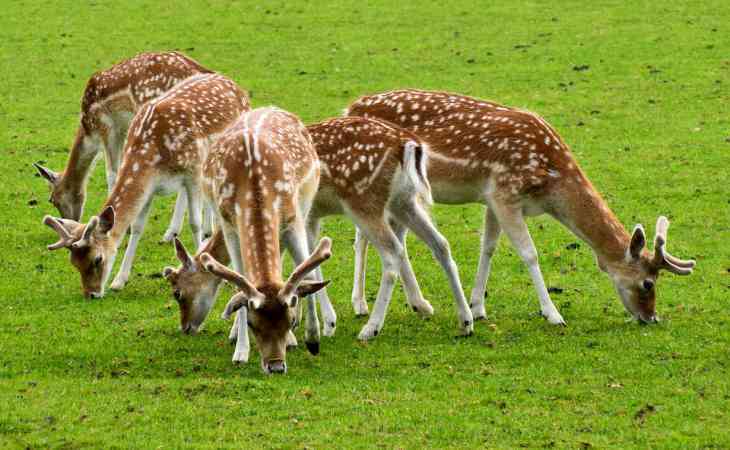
[
  {"left": 279, "top": 237, "right": 333, "bottom": 297},
  {"left": 199, "top": 252, "right": 259, "bottom": 299},
  {"left": 653, "top": 216, "right": 696, "bottom": 275},
  {"left": 221, "top": 292, "right": 250, "bottom": 320},
  {"left": 71, "top": 216, "right": 99, "bottom": 249},
  {"left": 43, "top": 216, "right": 74, "bottom": 250}
]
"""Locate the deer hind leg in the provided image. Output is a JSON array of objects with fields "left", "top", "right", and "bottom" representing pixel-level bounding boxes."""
[
  {"left": 489, "top": 201, "right": 566, "bottom": 325},
  {"left": 220, "top": 219, "right": 251, "bottom": 362},
  {"left": 283, "top": 221, "right": 321, "bottom": 355},
  {"left": 470, "top": 207, "right": 501, "bottom": 321},
  {"left": 304, "top": 217, "right": 337, "bottom": 337},
  {"left": 351, "top": 226, "right": 370, "bottom": 316},
  {"left": 390, "top": 220, "right": 434, "bottom": 318},
  {"left": 161, "top": 190, "right": 188, "bottom": 243},
  {"left": 109, "top": 195, "right": 154, "bottom": 291},
  {"left": 393, "top": 201, "right": 474, "bottom": 336},
  {"left": 357, "top": 223, "right": 403, "bottom": 341}
]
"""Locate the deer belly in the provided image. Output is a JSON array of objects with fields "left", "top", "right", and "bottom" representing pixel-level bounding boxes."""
[
  {"left": 155, "top": 177, "right": 183, "bottom": 196},
  {"left": 430, "top": 180, "right": 485, "bottom": 205}
]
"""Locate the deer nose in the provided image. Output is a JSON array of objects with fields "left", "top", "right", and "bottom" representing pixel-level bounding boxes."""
[
  {"left": 86, "top": 291, "right": 103, "bottom": 299},
  {"left": 266, "top": 360, "right": 287, "bottom": 374},
  {"left": 181, "top": 323, "right": 199, "bottom": 335}
]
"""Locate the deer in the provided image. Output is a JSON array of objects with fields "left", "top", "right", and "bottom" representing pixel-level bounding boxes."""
[
  {"left": 42, "top": 73, "right": 250, "bottom": 298},
  {"left": 346, "top": 89, "right": 696, "bottom": 325},
  {"left": 306, "top": 116, "right": 473, "bottom": 339},
  {"left": 194, "top": 106, "right": 332, "bottom": 374},
  {"left": 162, "top": 116, "right": 474, "bottom": 341},
  {"left": 33, "top": 51, "right": 216, "bottom": 242}
]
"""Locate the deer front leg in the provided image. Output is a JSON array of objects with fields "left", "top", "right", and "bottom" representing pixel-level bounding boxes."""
[
  {"left": 394, "top": 202, "right": 474, "bottom": 336},
  {"left": 357, "top": 226, "right": 402, "bottom": 341},
  {"left": 351, "top": 226, "right": 370, "bottom": 316},
  {"left": 470, "top": 207, "right": 501, "bottom": 321},
  {"left": 162, "top": 190, "right": 188, "bottom": 243},
  {"left": 185, "top": 185, "right": 203, "bottom": 249},
  {"left": 305, "top": 218, "right": 337, "bottom": 337},
  {"left": 284, "top": 224, "right": 321, "bottom": 355},
  {"left": 110, "top": 196, "right": 153, "bottom": 290},
  {"left": 220, "top": 220, "right": 251, "bottom": 361},
  {"left": 202, "top": 202, "right": 214, "bottom": 239},
  {"left": 490, "top": 201, "right": 565, "bottom": 325}
]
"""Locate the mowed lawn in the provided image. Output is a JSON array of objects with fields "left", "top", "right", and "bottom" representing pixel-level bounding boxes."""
[{"left": 1, "top": 1, "right": 729, "bottom": 448}]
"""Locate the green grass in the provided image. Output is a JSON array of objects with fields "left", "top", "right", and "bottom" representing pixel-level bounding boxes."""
[{"left": 1, "top": 0, "right": 729, "bottom": 448}]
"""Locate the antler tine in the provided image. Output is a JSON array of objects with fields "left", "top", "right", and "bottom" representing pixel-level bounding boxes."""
[
  {"left": 199, "top": 252, "right": 258, "bottom": 296},
  {"left": 71, "top": 216, "right": 99, "bottom": 249},
  {"left": 281, "top": 237, "right": 333, "bottom": 296},
  {"left": 43, "top": 216, "right": 74, "bottom": 250},
  {"left": 221, "top": 292, "right": 248, "bottom": 320},
  {"left": 653, "top": 216, "right": 696, "bottom": 275}
]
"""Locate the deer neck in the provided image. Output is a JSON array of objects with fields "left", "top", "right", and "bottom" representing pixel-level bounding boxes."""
[
  {"left": 62, "top": 127, "right": 100, "bottom": 192},
  {"left": 552, "top": 171, "right": 631, "bottom": 269},
  {"left": 102, "top": 164, "right": 155, "bottom": 246},
  {"left": 238, "top": 198, "right": 283, "bottom": 287}
]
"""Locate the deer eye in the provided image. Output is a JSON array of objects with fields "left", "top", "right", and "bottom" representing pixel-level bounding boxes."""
[
  {"left": 173, "top": 290, "right": 182, "bottom": 301},
  {"left": 642, "top": 279, "right": 654, "bottom": 291},
  {"left": 94, "top": 255, "right": 103, "bottom": 267}
]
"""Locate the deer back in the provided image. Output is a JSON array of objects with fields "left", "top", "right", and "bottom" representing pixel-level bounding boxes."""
[{"left": 348, "top": 89, "right": 583, "bottom": 199}]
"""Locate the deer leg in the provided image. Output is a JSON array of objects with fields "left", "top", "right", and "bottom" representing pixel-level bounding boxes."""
[
  {"left": 305, "top": 217, "right": 337, "bottom": 337},
  {"left": 470, "top": 207, "right": 501, "bottom": 321},
  {"left": 357, "top": 223, "right": 402, "bottom": 341},
  {"left": 162, "top": 191, "right": 188, "bottom": 243},
  {"left": 390, "top": 221, "right": 434, "bottom": 318},
  {"left": 393, "top": 201, "right": 474, "bottom": 336},
  {"left": 490, "top": 202, "right": 565, "bottom": 325},
  {"left": 351, "top": 226, "right": 370, "bottom": 316},
  {"left": 185, "top": 185, "right": 203, "bottom": 249},
  {"left": 202, "top": 202, "right": 214, "bottom": 240},
  {"left": 284, "top": 222, "right": 321, "bottom": 355},
  {"left": 109, "top": 196, "right": 153, "bottom": 291},
  {"left": 220, "top": 219, "right": 250, "bottom": 362}
]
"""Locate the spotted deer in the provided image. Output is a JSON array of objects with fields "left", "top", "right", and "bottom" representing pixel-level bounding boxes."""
[
  {"left": 306, "top": 116, "right": 473, "bottom": 339},
  {"left": 196, "top": 107, "right": 332, "bottom": 374},
  {"left": 162, "top": 116, "right": 473, "bottom": 341},
  {"left": 42, "top": 73, "right": 250, "bottom": 297},
  {"left": 347, "top": 89, "right": 695, "bottom": 324},
  {"left": 33, "top": 51, "right": 215, "bottom": 241}
]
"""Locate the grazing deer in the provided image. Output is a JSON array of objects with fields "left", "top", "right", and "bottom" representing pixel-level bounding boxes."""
[
  {"left": 33, "top": 51, "right": 215, "bottom": 241},
  {"left": 306, "top": 116, "right": 473, "bottom": 339},
  {"left": 196, "top": 107, "right": 332, "bottom": 374},
  {"left": 347, "top": 89, "right": 695, "bottom": 324},
  {"left": 162, "top": 116, "right": 474, "bottom": 341},
  {"left": 42, "top": 73, "right": 250, "bottom": 297}
]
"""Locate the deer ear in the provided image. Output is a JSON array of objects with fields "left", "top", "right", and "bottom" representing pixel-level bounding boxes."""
[
  {"left": 163, "top": 266, "right": 176, "bottom": 279},
  {"left": 34, "top": 163, "right": 59, "bottom": 185},
  {"left": 627, "top": 224, "right": 646, "bottom": 260},
  {"left": 173, "top": 238, "right": 194, "bottom": 270},
  {"left": 98, "top": 206, "right": 115, "bottom": 233},
  {"left": 295, "top": 280, "right": 330, "bottom": 298}
]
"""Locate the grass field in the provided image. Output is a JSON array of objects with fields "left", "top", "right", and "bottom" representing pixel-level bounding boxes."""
[{"left": 2, "top": 1, "right": 729, "bottom": 448}]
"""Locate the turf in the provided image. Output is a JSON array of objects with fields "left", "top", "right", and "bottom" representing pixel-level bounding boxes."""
[{"left": 1, "top": 1, "right": 729, "bottom": 448}]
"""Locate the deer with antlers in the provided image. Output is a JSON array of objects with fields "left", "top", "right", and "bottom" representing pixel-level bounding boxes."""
[
  {"left": 163, "top": 116, "right": 473, "bottom": 342},
  {"left": 192, "top": 107, "right": 332, "bottom": 374},
  {"left": 42, "top": 73, "right": 250, "bottom": 298},
  {"left": 346, "top": 89, "right": 695, "bottom": 324},
  {"left": 34, "top": 51, "right": 216, "bottom": 241}
]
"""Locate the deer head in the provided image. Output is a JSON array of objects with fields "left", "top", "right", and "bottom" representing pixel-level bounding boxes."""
[
  {"left": 34, "top": 163, "right": 84, "bottom": 221},
  {"left": 199, "top": 238, "right": 332, "bottom": 374},
  {"left": 604, "top": 216, "right": 696, "bottom": 323},
  {"left": 43, "top": 206, "right": 117, "bottom": 298},
  {"left": 163, "top": 238, "right": 223, "bottom": 335}
]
